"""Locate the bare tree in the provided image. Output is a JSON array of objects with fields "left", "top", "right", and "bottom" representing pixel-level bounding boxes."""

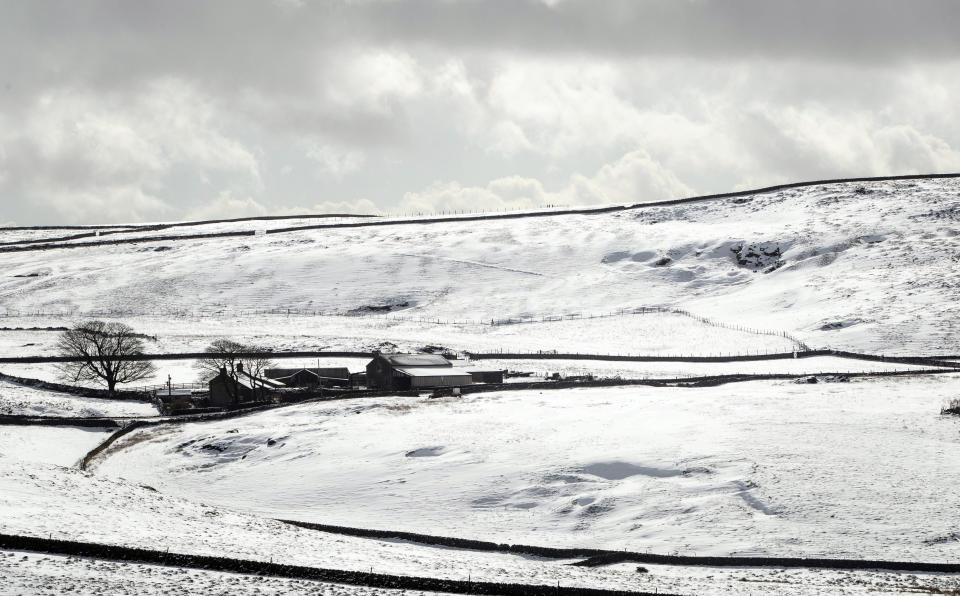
[
  {"left": 56, "top": 320, "right": 157, "bottom": 394},
  {"left": 194, "top": 339, "right": 274, "bottom": 381}
]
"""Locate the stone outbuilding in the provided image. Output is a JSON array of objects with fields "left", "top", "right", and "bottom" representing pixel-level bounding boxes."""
[{"left": 365, "top": 353, "right": 473, "bottom": 391}]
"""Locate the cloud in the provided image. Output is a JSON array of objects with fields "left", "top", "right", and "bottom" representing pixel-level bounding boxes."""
[
  {"left": 0, "top": 78, "right": 261, "bottom": 224},
  {"left": 185, "top": 192, "right": 268, "bottom": 221},
  {"left": 1, "top": 1, "right": 959, "bottom": 224},
  {"left": 41, "top": 186, "right": 169, "bottom": 226},
  {"left": 568, "top": 150, "right": 694, "bottom": 204},
  {"left": 308, "top": 198, "right": 382, "bottom": 215},
  {"left": 398, "top": 149, "right": 692, "bottom": 214},
  {"left": 399, "top": 177, "right": 550, "bottom": 215},
  {"left": 305, "top": 142, "right": 366, "bottom": 177}
]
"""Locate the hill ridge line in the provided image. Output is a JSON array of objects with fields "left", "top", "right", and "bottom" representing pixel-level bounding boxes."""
[{"left": 2, "top": 172, "right": 958, "bottom": 252}]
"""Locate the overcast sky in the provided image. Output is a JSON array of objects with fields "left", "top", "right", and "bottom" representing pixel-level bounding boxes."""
[{"left": 2, "top": 0, "right": 959, "bottom": 225}]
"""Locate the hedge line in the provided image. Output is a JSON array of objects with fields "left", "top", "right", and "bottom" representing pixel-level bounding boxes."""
[
  {"left": 0, "top": 370, "right": 149, "bottom": 400},
  {"left": 79, "top": 421, "right": 150, "bottom": 469},
  {"left": 570, "top": 551, "right": 960, "bottom": 573},
  {"left": 0, "top": 533, "right": 668, "bottom": 596},
  {"left": 283, "top": 520, "right": 960, "bottom": 575},
  {"left": 0, "top": 415, "right": 122, "bottom": 428},
  {"left": 466, "top": 349, "right": 960, "bottom": 369},
  {"left": 0, "top": 213, "right": 377, "bottom": 246}
]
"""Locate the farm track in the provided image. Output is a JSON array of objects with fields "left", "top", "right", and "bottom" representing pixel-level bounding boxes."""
[
  {"left": 2, "top": 172, "right": 959, "bottom": 253},
  {"left": 0, "top": 533, "right": 666, "bottom": 596},
  {"left": 56, "top": 366, "right": 960, "bottom": 470},
  {"left": 3, "top": 348, "right": 957, "bottom": 433}
]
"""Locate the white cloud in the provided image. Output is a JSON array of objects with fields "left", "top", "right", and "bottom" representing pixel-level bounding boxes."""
[
  {"left": 399, "top": 177, "right": 550, "bottom": 215},
  {"left": 323, "top": 51, "right": 424, "bottom": 113},
  {"left": 485, "top": 60, "right": 641, "bottom": 157},
  {"left": 0, "top": 78, "right": 262, "bottom": 224},
  {"left": 568, "top": 150, "right": 694, "bottom": 204},
  {"left": 304, "top": 142, "right": 366, "bottom": 177},
  {"left": 43, "top": 186, "right": 169, "bottom": 225},
  {"left": 397, "top": 149, "right": 692, "bottom": 214},
  {"left": 308, "top": 198, "right": 382, "bottom": 215},
  {"left": 185, "top": 192, "right": 268, "bottom": 221}
]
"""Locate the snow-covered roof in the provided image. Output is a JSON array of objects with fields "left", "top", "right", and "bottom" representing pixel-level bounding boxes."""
[
  {"left": 379, "top": 353, "right": 451, "bottom": 367},
  {"left": 394, "top": 366, "right": 473, "bottom": 378},
  {"left": 229, "top": 372, "right": 285, "bottom": 390},
  {"left": 265, "top": 367, "right": 351, "bottom": 380},
  {"left": 154, "top": 389, "right": 194, "bottom": 398}
]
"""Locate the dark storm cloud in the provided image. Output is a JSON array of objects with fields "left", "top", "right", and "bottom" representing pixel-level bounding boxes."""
[
  {"left": 2, "top": 0, "right": 958, "bottom": 90},
  {"left": 362, "top": 0, "right": 960, "bottom": 63}
]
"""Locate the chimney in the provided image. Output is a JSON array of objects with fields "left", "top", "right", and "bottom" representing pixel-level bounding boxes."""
[{"left": 219, "top": 366, "right": 226, "bottom": 376}]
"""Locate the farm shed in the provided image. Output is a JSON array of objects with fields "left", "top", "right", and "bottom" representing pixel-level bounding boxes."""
[
  {"left": 265, "top": 367, "right": 351, "bottom": 388},
  {"left": 366, "top": 353, "right": 473, "bottom": 390},
  {"left": 463, "top": 367, "right": 505, "bottom": 384},
  {"left": 208, "top": 365, "right": 284, "bottom": 408},
  {"left": 445, "top": 360, "right": 505, "bottom": 384},
  {"left": 153, "top": 389, "right": 197, "bottom": 414}
]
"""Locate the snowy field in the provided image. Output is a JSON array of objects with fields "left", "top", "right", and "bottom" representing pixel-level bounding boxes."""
[
  {"left": 0, "top": 378, "right": 158, "bottom": 416},
  {"left": 95, "top": 375, "right": 960, "bottom": 563},
  {"left": 4, "top": 548, "right": 960, "bottom": 596},
  {"left": 0, "top": 426, "right": 112, "bottom": 466},
  {"left": 0, "top": 550, "right": 419, "bottom": 596},
  {"left": 2, "top": 455, "right": 959, "bottom": 595},
  {"left": 0, "top": 309, "right": 800, "bottom": 357},
  {"left": 4, "top": 178, "right": 960, "bottom": 594},
  {"left": 2, "top": 178, "right": 960, "bottom": 355}
]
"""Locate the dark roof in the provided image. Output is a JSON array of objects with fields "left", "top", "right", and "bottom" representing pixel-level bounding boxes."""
[
  {"left": 265, "top": 367, "right": 351, "bottom": 380},
  {"left": 377, "top": 353, "right": 451, "bottom": 367}
]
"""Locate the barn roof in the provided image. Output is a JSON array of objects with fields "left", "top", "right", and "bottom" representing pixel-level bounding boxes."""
[
  {"left": 394, "top": 366, "right": 473, "bottom": 378},
  {"left": 265, "top": 367, "right": 351, "bottom": 380},
  {"left": 236, "top": 372, "right": 284, "bottom": 389},
  {"left": 378, "top": 353, "right": 451, "bottom": 367},
  {"left": 446, "top": 361, "right": 503, "bottom": 374}
]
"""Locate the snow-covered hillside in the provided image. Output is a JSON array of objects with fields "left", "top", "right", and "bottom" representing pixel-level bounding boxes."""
[
  {"left": 95, "top": 375, "right": 960, "bottom": 563},
  {"left": 3, "top": 176, "right": 960, "bottom": 595},
  {"left": 2, "top": 177, "right": 959, "bottom": 355},
  {"left": 3, "top": 431, "right": 959, "bottom": 596}
]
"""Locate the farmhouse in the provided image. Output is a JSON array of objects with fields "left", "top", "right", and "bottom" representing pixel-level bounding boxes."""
[
  {"left": 366, "top": 353, "right": 474, "bottom": 390},
  {"left": 264, "top": 367, "right": 351, "bottom": 388},
  {"left": 208, "top": 363, "right": 284, "bottom": 408}
]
